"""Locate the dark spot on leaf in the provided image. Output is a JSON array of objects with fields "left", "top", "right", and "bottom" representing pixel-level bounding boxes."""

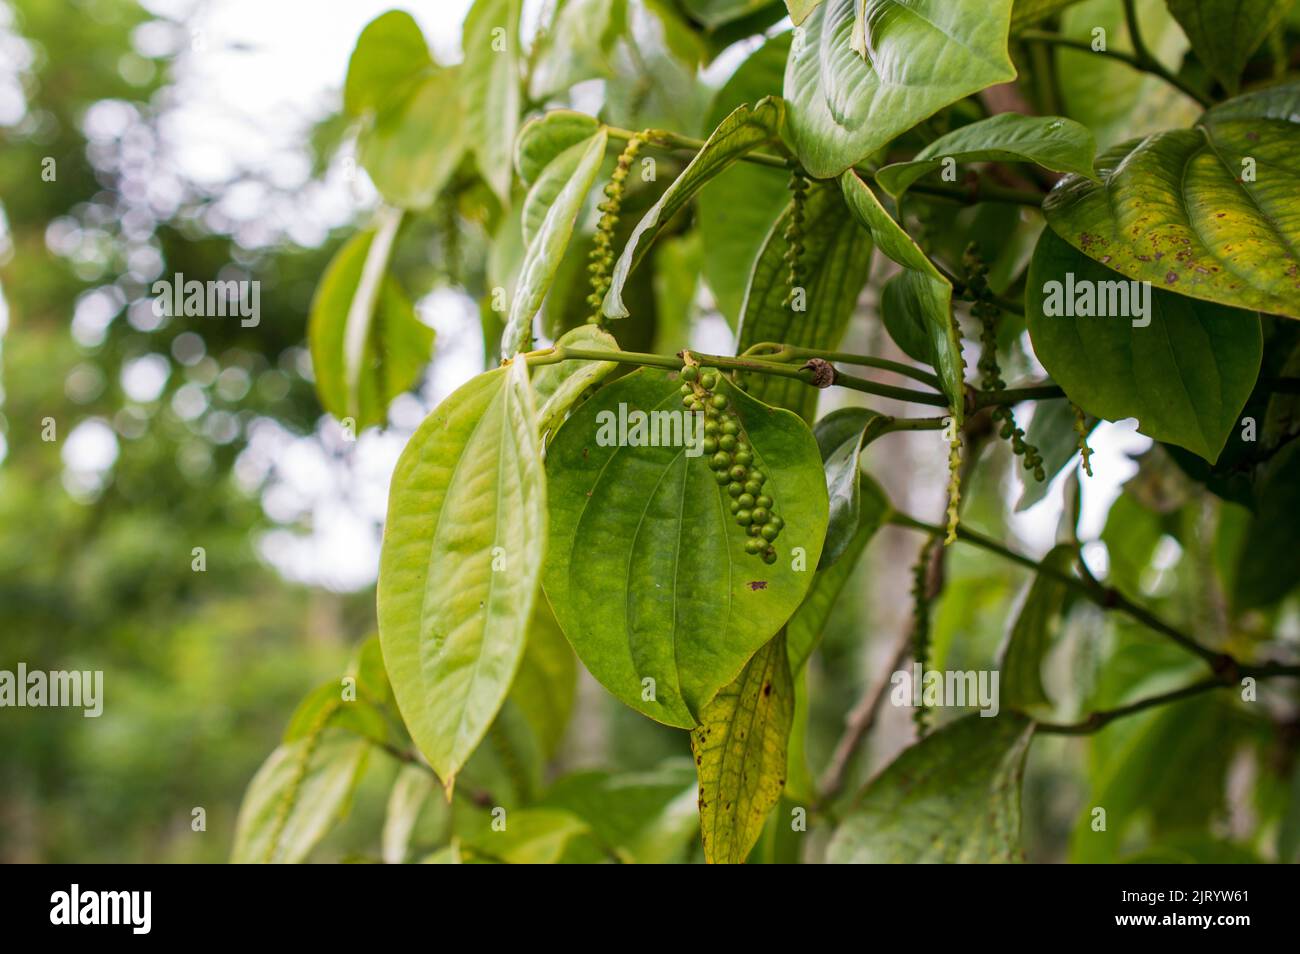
[
  {"left": 1165, "top": 271, "right": 1178, "bottom": 284},
  {"left": 762, "top": 682, "right": 772, "bottom": 697},
  {"left": 747, "top": 580, "right": 768, "bottom": 591}
]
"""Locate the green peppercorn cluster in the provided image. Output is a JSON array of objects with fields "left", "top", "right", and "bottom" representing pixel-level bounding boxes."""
[
  {"left": 586, "top": 134, "right": 645, "bottom": 324},
  {"left": 680, "top": 364, "right": 784, "bottom": 564},
  {"left": 910, "top": 536, "right": 937, "bottom": 733},
  {"left": 965, "top": 244, "right": 1045, "bottom": 484},
  {"left": 782, "top": 171, "right": 809, "bottom": 308}
]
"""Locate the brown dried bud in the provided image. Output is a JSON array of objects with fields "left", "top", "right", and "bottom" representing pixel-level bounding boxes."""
[{"left": 802, "top": 358, "right": 835, "bottom": 389}]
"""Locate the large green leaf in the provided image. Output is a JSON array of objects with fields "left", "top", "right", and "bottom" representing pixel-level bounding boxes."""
[
  {"left": 463, "top": 0, "right": 523, "bottom": 202},
  {"left": 1167, "top": 0, "right": 1295, "bottom": 94},
  {"left": 692, "top": 630, "right": 794, "bottom": 864},
  {"left": 510, "top": 597, "right": 578, "bottom": 759},
  {"left": 1000, "top": 545, "right": 1075, "bottom": 710},
  {"left": 603, "top": 98, "right": 783, "bottom": 319},
  {"left": 502, "top": 130, "right": 608, "bottom": 358},
  {"left": 308, "top": 216, "right": 434, "bottom": 430},
  {"left": 786, "top": 474, "right": 890, "bottom": 673},
  {"left": 784, "top": 0, "right": 1017, "bottom": 178},
  {"left": 1026, "top": 227, "right": 1262, "bottom": 462},
  {"left": 1043, "top": 82, "right": 1300, "bottom": 320},
  {"left": 735, "top": 183, "right": 874, "bottom": 422},
  {"left": 840, "top": 171, "right": 965, "bottom": 422},
  {"left": 231, "top": 729, "right": 370, "bottom": 863},
  {"left": 377, "top": 360, "right": 546, "bottom": 788},
  {"left": 827, "top": 714, "right": 1034, "bottom": 862},
  {"left": 529, "top": 0, "right": 624, "bottom": 99},
  {"left": 543, "top": 368, "right": 829, "bottom": 727},
  {"left": 1233, "top": 440, "right": 1300, "bottom": 608},
  {"left": 343, "top": 10, "right": 433, "bottom": 118},
  {"left": 876, "top": 113, "right": 1096, "bottom": 199},
  {"left": 698, "top": 33, "right": 792, "bottom": 329},
  {"left": 540, "top": 763, "right": 700, "bottom": 864},
  {"left": 358, "top": 66, "right": 466, "bottom": 210}
]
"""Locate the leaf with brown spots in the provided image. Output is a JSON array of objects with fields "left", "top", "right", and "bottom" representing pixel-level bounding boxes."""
[
  {"left": 691, "top": 630, "right": 794, "bottom": 864},
  {"left": 1043, "top": 82, "right": 1300, "bottom": 319}
]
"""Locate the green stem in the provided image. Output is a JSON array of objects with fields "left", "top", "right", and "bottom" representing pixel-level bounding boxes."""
[
  {"left": 1035, "top": 678, "right": 1227, "bottom": 735},
  {"left": 743, "top": 343, "right": 944, "bottom": 391},
  {"left": 974, "top": 383, "right": 1066, "bottom": 408},
  {"left": 606, "top": 124, "right": 792, "bottom": 170},
  {"left": 890, "top": 511, "right": 1233, "bottom": 671},
  {"left": 1021, "top": 15, "right": 1212, "bottom": 108}
]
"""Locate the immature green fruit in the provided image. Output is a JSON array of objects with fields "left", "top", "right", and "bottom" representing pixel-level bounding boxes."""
[
  {"left": 756, "top": 495, "right": 772, "bottom": 509},
  {"left": 719, "top": 435, "right": 738, "bottom": 452},
  {"left": 681, "top": 365, "right": 699, "bottom": 382},
  {"left": 711, "top": 452, "right": 731, "bottom": 470},
  {"left": 747, "top": 524, "right": 762, "bottom": 537},
  {"left": 702, "top": 437, "right": 719, "bottom": 455},
  {"left": 682, "top": 395, "right": 696, "bottom": 409},
  {"left": 730, "top": 501, "right": 741, "bottom": 515},
  {"left": 700, "top": 372, "right": 718, "bottom": 389},
  {"left": 738, "top": 493, "right": 755, "bottom": 509},
  {"left": 736, "top": 509, "right": 753, "bottom": 526},
  {"left": 750, "top": 470, "right": 766, "bottom": 485},
  {"left": 721, "top": 421, "right": 740, "bottom": 436},
  {"left": 681, "top": 383, "right": 693, "bottom": 395},
  {"left": 761, "top": 524, "right": 779, "bottom": 542},
  {"left": 751, "top": 507, "right": 769, "bottom": 524},
  {"left": 728, "top": 481, "right": 744, "bottom": 497},
  {"left": 729, "top": 465, "right": 748, "bottom": 482},
  {"left": 734, "top": 451, "right": 753, "bottom": 467},
  {"left": 714, "top": 470, "right": 731, "bottom": 486},
  {"left": 704, "top": 421, "right": 720, "bottom": 437},
  {"left": 744, "top": 480, "right": 762, "bottom": 496},
  {"left": 745, "top": 538, "right": 764, "bottom": 555},
  {"left": 710, "top": 394, "right": 729, "bottom": 411},
  {"left": 768, "top": 515, "right": 784, "bottom": 531},
  {"left": 762, "top": 549, "right": 778, "bottom": 565}
]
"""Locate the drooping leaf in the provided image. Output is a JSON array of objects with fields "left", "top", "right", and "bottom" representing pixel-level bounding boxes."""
[
  {"left": 735, "top": 182, "right": 874, "bottom": 422},
  {"left": 515, "top": 110, "right": 603, "bottom": 185},
  {"left": 231, "top": 729, "right": 370, "bottom": 864},
  {"left": 876, "top": 113, "right": 1097, "bottom": 199},
  {"left": 543, "top": 368, "right": 829, "bottom": 728},
  {"left": 1015, "top": 399, "right": 1097, "bottom": 512},
  {"left": 827, "top": 714, "right": 1034, "bottom": 863},
  {"left": 358, "top": 66, "right": 467, "bottom": 210},
  {"left": 679, "top": 0, "right": 774, "bottom": 27},
  {"left": 463, "top": 0, "right": 523, "bottom": 202},
  {"left": 502, "top": 130, "right": 608, "bottom": 357},
  {"left": 282, "top": 680, "right": 391, "bottom": 748},
  {"left": 692, "top": 630, "right": 794, "bottom": 864},
  {"left": 840, "top": 171, "right": 965, "bottom": 422},
  {"left": 382, "top": 764, "right": 436, "bottom": 864},
  {"left": 308, "top": 216, "right": 434, "bottom": 430},
  {"left": 343, "top": 10, "right": 434, "bottom": 118},
  {"left": 603, "top": 98, "right": 784, "bottom": 319},
  {"left": 814, "top": 407, "right": 891, "bottom": 567},
  {"left": 1232, "top": 440, "right": 1300, "bottom": 608},
  {"left": 698, "top": 33, "right": 792, "bottom": 328},
  {"left": 1026, "top": 227, "right": 1262, "bottom": 462},
  {"left": 1166, "top": 0, "right": 1295, "bottom": 94},
  {"left": 786, "top": 473, "right": 890, "bottom": 673},
  {"left": 532, "top": 325, "right": 622, "bottom": 439},
  {"left": 1000, "top": 545, "right": 1076, "bottom": 710},
  {"left": 510, "top": 597, "right": 578, "bottom": 759},
  {"left": 1043, "top": 82, "right": 1300, "bottom": 320},
  {"left": 377, "top": 360, "right": 547, "bottom": 788},
  {"left": 784, "top": 0, "right": 1017, "bottom": 178},
  {"left": 540, "top": 762, "right": 700, "bottom": 863}
]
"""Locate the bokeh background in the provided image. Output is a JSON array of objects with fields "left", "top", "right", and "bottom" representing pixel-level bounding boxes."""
[{"left": 1, "top": 0, "right": 1294, "bottom": 863}]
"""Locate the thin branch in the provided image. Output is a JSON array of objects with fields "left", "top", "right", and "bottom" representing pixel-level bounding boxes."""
[
  {"left": 1035, "top": 677, "right": 1228, "bottom": 734},
  {"left": 742, "top": 343, "right": 944, "bottom": 391}
]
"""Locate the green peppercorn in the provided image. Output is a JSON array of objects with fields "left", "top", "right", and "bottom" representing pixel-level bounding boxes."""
[
  {"left": 680, "top": 383, "right": 693, "bottom": 395},
  {"left": 738, "top": 493, "right": 755, "bottom": 509},
  {"left": 756, "top": 495, "right": 772, "bottom": 509},
  {"left": 700, "top": 372, "right": 718, "bottom": 389},
  {"left": 714, "top": 471, "right": 730, "bottom": 486},
  {"left": 743, "top": 480, "right": 761, "bottom": 496},
  {"left": 719, "top": 434, "right": 737, "bottom": 452},
  {"left": 704, "top": 421, "right": 720, "bottom": 437},
  {"left": 769, "top": 515, "right": 784, "bottom": 531},
  {"left": 751, "top": 507, "right": 769, "bottom": 524},
  {"left": 730, "top": 501, "right": 741, "bottom": 515},
  {"left": 710, "top": 394, "right": 729, "bottom": 410},
  {"left": 729, "top": 465, "right": 747, "bottom": 482},
  {"left": 711, "top": 452, "right": 731, "bottom": 470},
  {"left": 682, "top": 395, "right": 695, "bottom": 409},
  {"left": 736, "top": 509, "right": 752, "bottom": 526},
  {"left": 734, "top": 451, "right": 753, "bottom": 467},
  {"left": 702, "top": 437, "right": 718, "bottom": 455},
  {"left": 728, "top": 481, "right": 744, "bottom": 497},
  {"left": 762, "top": 549, "right": 777, "bottom": 565},
  {"left": 747, "top": 524, "right": 761, "bottom": 537},
  {"left": 681, "top": 366, "right": 699, "bottom": 382},
  {"left": 745, "top": 539, "right": 764, "bottom": 555},
  {"left": 750, "top": 470, "right": 766, "bottom": 485},
  {"left": 721, "top": 421, "right": 740, "bottom": 436},
  {"left": 761, "top": 524, "right": 779, "bottom": 542}
]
